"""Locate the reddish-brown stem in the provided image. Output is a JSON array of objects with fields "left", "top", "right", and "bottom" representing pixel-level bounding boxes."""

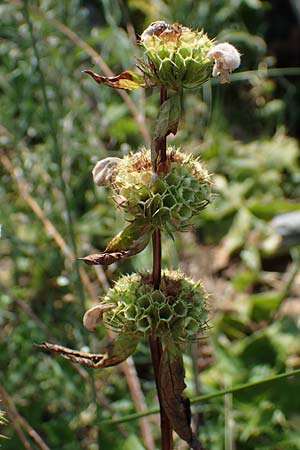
[
  {"left": 149, "top": 336, "right": 173, "bottom": 450},
  {"left": 152, "top": 228, "right": 162, "bottom": 289},
  {"left": 150, "top": 86, "right": 173, "bottom": 450}
]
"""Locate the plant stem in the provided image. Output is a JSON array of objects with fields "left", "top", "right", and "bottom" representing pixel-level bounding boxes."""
[
  {"left": 152, "top": 229, "right": 162, "bottom": 289},
  {"left": 149, "top": 336, "right": 173, "bottom": 450},
  {"left": 149, "top": 86, "right": 173, "bottom": 450}
]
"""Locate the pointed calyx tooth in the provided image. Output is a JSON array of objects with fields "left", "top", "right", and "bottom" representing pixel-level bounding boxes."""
[
  {"left": 207, "top": 42, "right": 241, "bottom": 83},
  {"left": 92, "top": 157, "right": 121, "bottom": 186},
  {"left": 83, "top": 303, "right": 115, "bottom": 331}
]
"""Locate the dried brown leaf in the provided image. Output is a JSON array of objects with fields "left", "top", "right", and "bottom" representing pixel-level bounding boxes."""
[
  {"left": 83, "top": 303, "right": 115, "bottom": 331},
  {"left": 79, "top": 251, "right": 128, "bottom": 266},
  {"left": 159, "top": 341, "right": 204, "bottom": 450},
  {"left": 84, "top": 69, "right": 145, "bottom": 90},
  {"left": 38, "top": 332, "right": 140, "bottom": 369}
]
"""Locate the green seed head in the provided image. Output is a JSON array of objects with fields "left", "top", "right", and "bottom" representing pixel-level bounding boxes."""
[
  {"left": 101, "top": 269, "right": 208, "bottom": 342},
  {"left": 110, "top": 147, "right": 211, "bottom": 231},
  {"left": 139, "top": 21, "right": 214, "bottom": 90}
]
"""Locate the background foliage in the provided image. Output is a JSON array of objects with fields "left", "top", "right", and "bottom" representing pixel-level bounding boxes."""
[{"left": 0, "top": 0, "right": 300, "bottom": 449}]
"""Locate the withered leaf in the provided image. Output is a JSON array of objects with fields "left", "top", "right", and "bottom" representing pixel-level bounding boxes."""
[
  {"left": 79, "top": 251, "right": 128, "bottom": 266},
  {"left": 83, "top": 303, "right": 115, "bottom": 331},
  {"left": 80, "top": 221, "right": 153, "bottom": 266},
  {"left": 159, "top": 341, "right": 204, "bottom": 450},
  {"left": 84, "top": 69, "right": 145, "bottom": 90},
  {"left": 92, "top": 157, "right": 121, "bottom": 186},
  {"left": 38, "top": 332, "right": 140, "bottom": 369}
]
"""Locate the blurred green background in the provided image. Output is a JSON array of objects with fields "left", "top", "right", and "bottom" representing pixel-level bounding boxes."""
[{"left": 1, "top": 1, "right": 300, "bottom": 449}]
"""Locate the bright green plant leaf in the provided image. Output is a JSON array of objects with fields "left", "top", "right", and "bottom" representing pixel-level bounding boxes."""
[
  {"left": 248, "top": 291, "right": 284, "bottom": 321},
  {"left": 151, "top": 93, "right": 182, "bottom": 170},
  {"left": 80, "top": 220, "right": 154, "bottom": 265},
  {"left": 123, "top": 434, "right": 146, "bottom": 450}
]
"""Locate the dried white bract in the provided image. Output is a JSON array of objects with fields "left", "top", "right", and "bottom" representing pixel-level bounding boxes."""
[
  {"left": 207, "top": 43, "right": 241, "bottom": 83},
  {"left": 92, "top": 157, "right": 121, "bottom": 186},
  {"left": 83, "top": 304, "right": 115, "bottom": 331}
]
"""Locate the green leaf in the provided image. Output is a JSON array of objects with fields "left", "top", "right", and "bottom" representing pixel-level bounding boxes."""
[
  {"left": 84, "top": 69, "right": 145, "bottom": 90},
  {"left": 123, "top": 434, "right": 146, "bottom": 450},
  {"left": 213, "top": 207, "right": 253, "bottom": 270},
  {"left": 38, "top": 332, "right": 140, "bottom": 369},
  {"left": 151, "top": 93, "right": 182, "bottom": 170},
  {"left": 159, "top": 341, "right": 203, "bottom": 450},
  {"left": 105, "top": 220, "right": 153, "bottom": 252},
  {"left": 80, "top": 220, "right": 154, "bottom": 265},
  {"left": 248, "top": 291, "right": 284, "bottom": 321}
]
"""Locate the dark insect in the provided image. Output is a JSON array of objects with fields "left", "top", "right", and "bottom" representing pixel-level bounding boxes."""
[{"left": 141, "top": 21, "right": 173, "bottom": 41}]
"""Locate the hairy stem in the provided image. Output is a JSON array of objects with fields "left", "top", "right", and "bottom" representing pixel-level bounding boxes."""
[{"left": 150, "top": 87, "right": 173, "bottom": 450}]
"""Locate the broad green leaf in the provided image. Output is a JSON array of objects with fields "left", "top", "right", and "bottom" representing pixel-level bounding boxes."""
[
  {"left": 232, "top": 270, "right": 258, "bottom": 292},
  {"left": 151, "top": 93, "right": 182, "bottom": 170},
  {"left": 248, "top": 291, "right": 284, "bottom": 321},
  {"left": 212, "top": 336, "right": 245, "bottom": 377},
  {"left": 80, "top": 220, "right": 154, "bottom": 265},
  {"left": 84, "top": 69, "right": 145, "bottom": 90},
  {"left": 105, "top": 220, "right": 153, "bottom": 252},
  {"left": 249, "top": 200, "right": 300, "bottom": 220},
  {"left": 123, "top": 434, "right": 145, "bottom": 450}
]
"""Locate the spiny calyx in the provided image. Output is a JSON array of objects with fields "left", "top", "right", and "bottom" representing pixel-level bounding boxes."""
[
  {"left": 84, "top": 269, "right": 208, "bottom": 342},
  {"left": 95, "top": 147, "right": 212, "bottom": 232},
  {"left": 139, "top": 21, "right": 214, "bottom": 90}
]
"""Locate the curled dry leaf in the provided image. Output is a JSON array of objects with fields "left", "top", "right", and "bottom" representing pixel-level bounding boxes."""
[
  {"left": 207, "top": 42, "right": 240, "bottom": 83},
  {"left": 83, "top": 303, "right": 115, "bottom": 331},
  {"left": 159, "top": 341, "right": 204, "bottom": 450},
  {"left": 92, "top": 157, "right": 121, "bottom": 187},
  {"left": 84, "top": 69, "right": 145, "bottom": 90},
  {"left": 79, "top": 251, "right": 129, "bottom": 266},
  {"left": 38, "top": 332, "right": 140, "bottom": 369}
]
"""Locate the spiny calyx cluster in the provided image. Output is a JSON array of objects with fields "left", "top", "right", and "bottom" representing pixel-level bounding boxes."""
[
  {"left": 93, "top": 147, "right": 211, "bottom": 232},
  {"left": 84, "top": 270, "right": 208, "bottom": 342},
  {"left": 139, "top": 21, "right": 214, "bottom": 90},
  {"left": 84, "top": 21, "right": 241, "bottom": 92}
]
